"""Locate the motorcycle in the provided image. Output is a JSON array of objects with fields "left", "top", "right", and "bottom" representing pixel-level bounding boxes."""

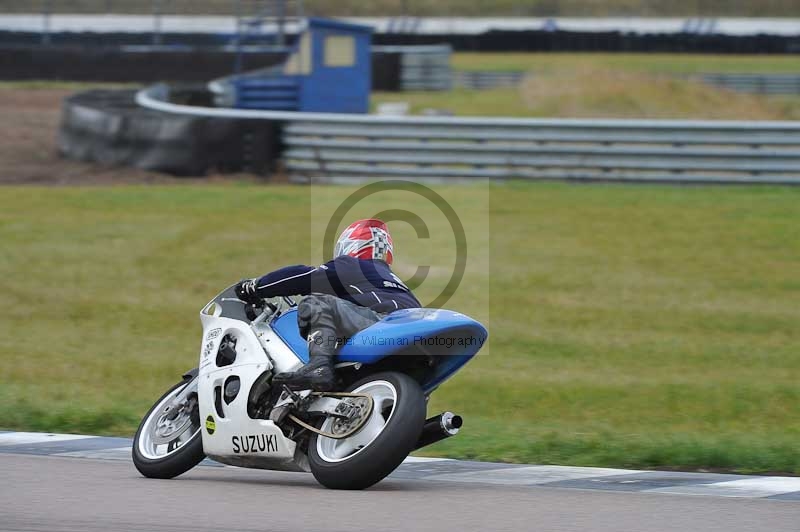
[{"left": 132, "top": 283, "right": 488, "bottom": 489}]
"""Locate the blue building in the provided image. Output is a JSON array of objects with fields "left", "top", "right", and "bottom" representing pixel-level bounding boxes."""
[{"left": 234, "top": 18, "right": 372, "bottom": 113}]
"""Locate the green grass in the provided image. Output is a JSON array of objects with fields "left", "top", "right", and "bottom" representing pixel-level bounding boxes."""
[
  {"left": 1, "top": 183, "right": 799, "bottom": 474},
  {"left": 372, "top": 85, "right": 800, "bottom": 120},
  {"left": 0, "top": 80, "right": 134, "bottom": 89},
  {"left": 451, "top": 53, "right": 800, "bottom": 74},
  {"left": 373, "top": 53, "right": 800, "bottom": 120},
  {"left": 0, "top": 81, "right": 137, "bottom": 90}
]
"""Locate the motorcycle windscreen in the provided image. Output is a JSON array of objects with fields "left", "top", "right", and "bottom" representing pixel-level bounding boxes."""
[{"left": 201, "top": 284, "right": 250, "bottom": 322}]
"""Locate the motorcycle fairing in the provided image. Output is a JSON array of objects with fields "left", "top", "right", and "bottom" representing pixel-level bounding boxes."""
[
  {"left": 197, "top": 313, "right": 308, "bottom": 472},
  {"left": 271, "top": 308, "right": 488, "bottom": 392}
]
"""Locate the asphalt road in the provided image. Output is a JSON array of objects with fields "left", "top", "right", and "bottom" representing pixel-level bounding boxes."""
[{"left": 1, "top": 454, "right": 798, "bottom": 532}]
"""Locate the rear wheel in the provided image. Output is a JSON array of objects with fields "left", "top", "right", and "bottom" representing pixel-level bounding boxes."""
[
  {"left": 132, "top": 378, "right": 205, "bottom": 479},
  {"left": 308, "top": 371, "right": 426, "bottom": 490}
]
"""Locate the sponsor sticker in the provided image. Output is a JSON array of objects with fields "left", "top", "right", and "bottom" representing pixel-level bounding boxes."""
[
  {"left": 206, "top": 328, "right": 222, "bottom": 340},
  {"left": 202, "top": 341, "right": 214, "bottom": 359},
  {"left": 205, "top": 415, "right": 216, "bottom": 435}
]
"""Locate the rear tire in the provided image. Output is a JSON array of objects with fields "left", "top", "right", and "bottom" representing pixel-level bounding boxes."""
[
  {"left": 132, "top": 378, "right": 205, "bottom": 479},
  {"left": 308, "top": 371, "right": 426, "bottom": 490}
]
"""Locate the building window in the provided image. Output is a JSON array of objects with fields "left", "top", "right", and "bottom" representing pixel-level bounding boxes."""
[
  {"left": 324, "top": 35, "right": 355, "bottom": 67},
  {"left": 284, "top": 32, "right": 312, "bottom": 75}
]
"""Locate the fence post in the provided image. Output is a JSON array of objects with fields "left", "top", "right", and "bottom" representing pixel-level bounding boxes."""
[
  {"left": 41, "top": 0, "right": 52, "bottom": 46},
  {"left": 151, "top": 0, "right": 163, "bottom": 46}
]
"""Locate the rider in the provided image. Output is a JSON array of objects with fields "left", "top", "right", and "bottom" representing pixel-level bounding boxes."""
[{"left": 235, "top": 219, "right": 421, "bottom": 391}]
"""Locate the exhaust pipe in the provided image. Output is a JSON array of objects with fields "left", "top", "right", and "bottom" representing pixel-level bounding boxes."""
[{"left": 413, "top": 412, "right": 463, "bottom": 451}]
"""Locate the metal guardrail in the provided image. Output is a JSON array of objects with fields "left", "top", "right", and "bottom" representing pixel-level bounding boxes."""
[
  {"left": 283, "top": 121, "right": 800, "bottom": 184},
  {"left": 694, "top": 73, "right": 800, "bottom": 95},
  {"left": 374, "top": 45, "right": 452, "bottom": 91},
  {"left": 136, "top": 84, "right": 800, "bottom": 185}
]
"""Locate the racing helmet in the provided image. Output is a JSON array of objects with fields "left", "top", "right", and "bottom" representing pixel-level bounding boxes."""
[{"left": 334, "top": 219, "right": 394, "bottom": 265}]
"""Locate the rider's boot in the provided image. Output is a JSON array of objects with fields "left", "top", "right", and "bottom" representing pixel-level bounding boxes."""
[
  {"left": 273, "top": 329, "right": 336, "bottom": 391},
  {"left": 273, "top": 354, "right": 335, "bottom": 391}
]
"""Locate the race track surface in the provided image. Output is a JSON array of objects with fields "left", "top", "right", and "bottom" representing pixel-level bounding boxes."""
[{"left": 1, "top": 432, "right": 799, "bottom": 532}]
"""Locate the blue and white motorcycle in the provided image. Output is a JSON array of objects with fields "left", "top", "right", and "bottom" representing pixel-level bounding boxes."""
[{"left": 133, "top": 283, "right": 487, "bottom": 489}]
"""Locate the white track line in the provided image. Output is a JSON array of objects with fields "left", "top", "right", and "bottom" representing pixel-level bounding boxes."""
[
  {"left": 0, "top": 432, "right": 96, "bottom": 446},
  {"left": 649, "top": 477, "right": 800, "bottom": 498},
  {"left": 403, "top": 456, "right": 451, "bottom": 463},
  {"left": 426, "top": 465, "right": 642, "bottom": 486},
  {"left": 54, "top": 447, "right": 133, "bottom": 461}
]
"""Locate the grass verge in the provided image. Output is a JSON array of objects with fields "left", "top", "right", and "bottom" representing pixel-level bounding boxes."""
[
  {"left": 451, "top": 53, "right": 800, "bottom": 74},
  {"left": 373, "top": 53, "right": 800, "bottom": 120},
  {"left": 1, "top": 183, "right": 799, "bottom": 474}
]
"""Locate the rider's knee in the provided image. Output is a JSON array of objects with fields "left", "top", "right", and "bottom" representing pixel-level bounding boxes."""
[{"left": 297, "top": 294, "right": 336, "bottom": 335}]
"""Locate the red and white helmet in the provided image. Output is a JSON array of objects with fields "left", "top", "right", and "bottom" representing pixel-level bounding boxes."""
[{"left": 334, "top": 219, "right": 394, "bottom": 265}]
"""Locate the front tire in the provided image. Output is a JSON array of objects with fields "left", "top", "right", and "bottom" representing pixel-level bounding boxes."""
[
  {"left": 132, "top": 378, "right": 205, "bottom": 479},
  {"left": 308, "top": 371, "right": 426, "bottom": 490}
]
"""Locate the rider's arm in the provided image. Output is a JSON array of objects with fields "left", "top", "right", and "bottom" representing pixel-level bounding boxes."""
[
  {"left": 252, "top": 265, "right": 317, "bottom": 297},
  {"left": 251, "top": 259, "right": 345, "bottom": 298},
  {"left": 237, "top": 258, "right": 352, "bottom": 302}
]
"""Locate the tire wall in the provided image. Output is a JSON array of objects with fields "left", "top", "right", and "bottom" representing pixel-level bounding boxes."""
[
  {"left": 372, "top": 30, "right": 800, "bottom": 53},
  {"left": 0, "top": 44, "right": 404, "bottom": 90},
  {"left": 0, "top": 45, "right": 287, "bottom": 82},
  {"left": 3, "top": 28, "right": 797, "bottom": 54},
  {"left": 59, "top": 89, "right": 283, "bottom": 176},
  {"left": 0, "top": 31, "right": 253, "bottom": 47}
]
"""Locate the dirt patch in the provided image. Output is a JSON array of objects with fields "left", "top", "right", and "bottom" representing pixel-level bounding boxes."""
[{"left": 0, "top": 85, "right": 268, "bottom": 185}]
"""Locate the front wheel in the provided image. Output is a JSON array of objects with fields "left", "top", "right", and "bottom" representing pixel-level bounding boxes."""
[
  {"left": 308, "top": 371, "right": 426, "bottom": 490},
  {"left": 132, "top": 378, "right": 205, "bottom": 479}
]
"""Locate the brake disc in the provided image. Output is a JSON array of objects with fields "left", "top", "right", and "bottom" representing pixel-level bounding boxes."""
[
  {"left": 151, "top": 399, "right": 197, "bottom": 445},
  {"left": 288, "top": 392, "right": 374, "bottom": 440}
]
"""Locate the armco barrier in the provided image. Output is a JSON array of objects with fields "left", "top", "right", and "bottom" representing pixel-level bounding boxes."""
[
  {"left": 134, "top": 84, "right": 800, "bottom": 184},
  {"left": 282, "top": 122, "right": 800, "bottom": 184},
  {"left": 694, "top": 73, "right": 800, "bottom": 95},
  {"left": 378, "top": 45, "right": 452, "bottom": 91}
]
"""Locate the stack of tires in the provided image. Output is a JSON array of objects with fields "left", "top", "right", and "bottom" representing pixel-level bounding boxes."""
[{"left": 59, "top": 88, "right": 281, "bottom": 176}]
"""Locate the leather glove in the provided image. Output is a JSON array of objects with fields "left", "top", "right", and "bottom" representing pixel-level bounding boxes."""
[{"left": 235, "top": 278, "right": 261, "bottom": 304}]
